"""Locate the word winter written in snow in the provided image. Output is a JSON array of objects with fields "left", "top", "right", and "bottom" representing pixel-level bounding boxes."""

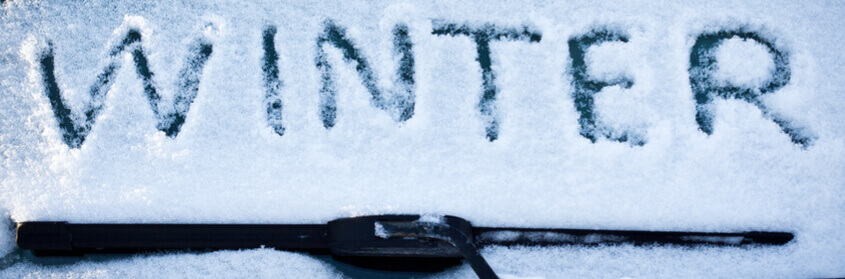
[{"left": 32, "top": 20, "right": 813, "bottom": 149}]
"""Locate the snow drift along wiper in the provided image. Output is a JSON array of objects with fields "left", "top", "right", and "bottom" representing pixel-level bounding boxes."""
[{"left": 17, "top": 215, "right": 793, "bottom": 279}]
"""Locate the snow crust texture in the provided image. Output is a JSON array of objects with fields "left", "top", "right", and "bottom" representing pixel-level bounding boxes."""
[
  {"left": 1, "top": 0, "right": 844, "bottom": 278},
  {"left": 0, "top": 249, "right": 343, "bottom": 279}
]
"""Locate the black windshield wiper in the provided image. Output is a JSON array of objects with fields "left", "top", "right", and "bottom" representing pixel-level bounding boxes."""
[{"left": 16, "top": 215, "right": 793, "bottom": 279}]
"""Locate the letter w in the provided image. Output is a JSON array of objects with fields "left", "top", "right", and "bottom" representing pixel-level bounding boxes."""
[{"left": 38, "top": 29, "right": 213, "bottom": 148}]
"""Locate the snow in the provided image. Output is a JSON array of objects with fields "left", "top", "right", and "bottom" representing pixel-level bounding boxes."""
[
  {"left": 374, "top": 222, "right": 388, "bottom": 239},
  {"left": 0, "top": 249, "right": 343, "bottom": 279},
  {"left": 418, "top": 214, "right": 446, "bottom": 223},
  {"left": 0, "top": 212, "right": 12, "bottom": 258},
  {"left": 476, "top": 230, "right": 628, "bottom": 244},
  {"left": 1, "top": 0, "right": 844, "bottom": 278},
  {"left": 713, "top": 37, "right": 776, "bottom": 88}
]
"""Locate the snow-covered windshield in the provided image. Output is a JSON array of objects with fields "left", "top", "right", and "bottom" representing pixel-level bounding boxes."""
[{"left": 1, "top": 1, "right": 843, "bottom": 277}]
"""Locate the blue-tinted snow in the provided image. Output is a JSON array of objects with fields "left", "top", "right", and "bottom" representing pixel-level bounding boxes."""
[{"left": 1, "top": 0, "right": 844, "bottom": 278}]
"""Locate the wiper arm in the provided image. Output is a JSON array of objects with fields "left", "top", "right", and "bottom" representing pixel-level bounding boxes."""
[{"left": 377, "top": 218, "right": 497, "bottom": 279}]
